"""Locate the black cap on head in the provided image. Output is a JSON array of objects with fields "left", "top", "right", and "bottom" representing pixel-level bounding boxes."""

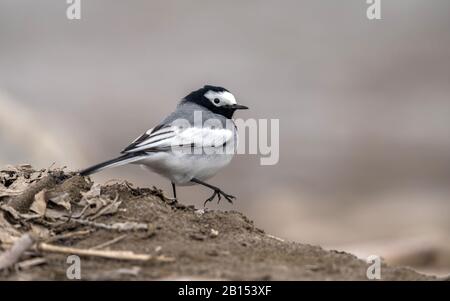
[
  {"left": 202, "top": 85, "right": 229, "bottom": 93},
  {"left": 183, "top": 85, "right": 247, "bottom": 119},
  {"left": 184, "top": 85, "right": 228, "bottom": 100}
]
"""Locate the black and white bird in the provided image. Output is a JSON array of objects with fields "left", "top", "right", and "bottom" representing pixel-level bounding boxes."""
[{"left": 79, "top": 85, "right": 248, "bottom": 206}]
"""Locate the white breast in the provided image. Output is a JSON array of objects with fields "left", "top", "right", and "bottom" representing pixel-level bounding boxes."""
[{"left": 138, "top": 149, "right": 234, "bottom": 185}]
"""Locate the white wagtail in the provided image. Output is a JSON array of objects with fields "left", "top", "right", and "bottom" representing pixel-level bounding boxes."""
[{"left": 79, "top": 85, "right": 248, "bottom": 206}]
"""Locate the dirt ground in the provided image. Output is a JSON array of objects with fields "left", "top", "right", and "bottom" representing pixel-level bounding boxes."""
[{"left": 0, "top": 166, "right": 434, "bottom": 280}]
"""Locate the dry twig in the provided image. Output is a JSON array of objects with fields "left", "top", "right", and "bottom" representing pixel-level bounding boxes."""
[
  {"left": 15, "top": 257, "right": 47, "bottom": 270},
  {"left": 36, "top": 243, "right": 175, "bottom": 262},
  {"left": 46, "top": 229, "right": 93, "bottom": 243},
  {"left": 90, "top": 234, "right": 128, "bottom": 250},
  {"left": 71, "top": 219, "right": 149, "bottom": 231}
]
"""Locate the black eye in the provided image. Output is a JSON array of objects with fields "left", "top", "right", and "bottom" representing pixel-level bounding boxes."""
[{"left": 213, "top": 98, "right": 220, "bottom": 104}]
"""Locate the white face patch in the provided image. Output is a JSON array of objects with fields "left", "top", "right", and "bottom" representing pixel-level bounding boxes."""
[{"left": 204, "top": 90, "right": 237, "bottom": 107}]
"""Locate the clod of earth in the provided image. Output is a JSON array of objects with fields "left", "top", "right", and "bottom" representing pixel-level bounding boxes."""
[{"left": 0, "top": 166, "right": 435, "bottom": 280}]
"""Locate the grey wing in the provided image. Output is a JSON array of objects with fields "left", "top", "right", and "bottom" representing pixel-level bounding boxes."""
[{"left": 122, "top": 125, "right": 234, "bottom": 154}]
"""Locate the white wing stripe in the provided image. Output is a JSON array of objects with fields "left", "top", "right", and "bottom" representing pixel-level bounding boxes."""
[
  {"left": 125, "top": 127, "right": 233, "bottom": 153},
  {"left": 129, "top": 135, "right": 176, "bottom": 152},
  {"left": 137, "top": 132, "right": 175, "bottom": 147}
]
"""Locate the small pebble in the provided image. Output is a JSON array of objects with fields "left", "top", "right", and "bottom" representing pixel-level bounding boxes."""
[{"left": 194, "top": 209, "right": 205, "bottom": 216}]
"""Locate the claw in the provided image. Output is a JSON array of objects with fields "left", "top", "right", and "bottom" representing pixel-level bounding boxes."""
[
  {"left": 217, "top": 191, "right": 222, "bottom": 204},
  {"left": 224, "top": 194, "right": 235, "bottom": 204},
  {"left": 202, "top": 189, "right": 236, "bottom": 207},
  {"left": 203, "top": 190, "right": 218, "bottom": 207}
]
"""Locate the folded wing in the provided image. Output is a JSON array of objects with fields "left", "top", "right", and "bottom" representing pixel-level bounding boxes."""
[{"left": 122, "top": 125, "right": 233, "bottom": 154}]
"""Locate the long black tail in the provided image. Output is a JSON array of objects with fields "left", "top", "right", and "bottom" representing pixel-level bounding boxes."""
[{"left": 79, "top": 153, "right": 144, "bottom": 176}]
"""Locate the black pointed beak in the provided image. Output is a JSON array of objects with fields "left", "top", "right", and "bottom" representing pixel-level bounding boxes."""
[{"left": 227, "top": 104, "right": 249, "bottom": 110}]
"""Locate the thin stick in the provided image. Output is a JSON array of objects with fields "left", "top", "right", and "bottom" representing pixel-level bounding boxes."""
[
  {"left": 71, "top": 219, "right": 148, "bottom": 231},
  {"left": 15, "top": 257, "right": 47, "bottom": 270},
  {"left": 90, "top": 234, "right": 127, "bottom": 250},
  {"left": 46, "top": 229, "right": 93, "bottom": 243},
  {"left": 36, "top": 243, "right": 175, "bottom": 262}
]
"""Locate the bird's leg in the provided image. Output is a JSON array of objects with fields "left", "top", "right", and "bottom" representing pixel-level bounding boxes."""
[
  {"left": 171, "top": 182, "right": 177, "bottom": 200},
  {"left": 190, "top": 178, "right": 235, "bottom": 207}
]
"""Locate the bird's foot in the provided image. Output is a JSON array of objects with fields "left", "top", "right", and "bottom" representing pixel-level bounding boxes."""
[{"left": 203, "top": 189, "right": 235, "bottom": 207}]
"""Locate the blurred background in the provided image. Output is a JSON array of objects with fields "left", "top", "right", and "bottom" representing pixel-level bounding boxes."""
[{"left": 1, "top": 0, "right": 449, "bottom": 276}]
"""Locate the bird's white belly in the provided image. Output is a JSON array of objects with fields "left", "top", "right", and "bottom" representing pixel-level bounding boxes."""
[{"left": 135, "top": 151, "right": 234, "bottom": 185}]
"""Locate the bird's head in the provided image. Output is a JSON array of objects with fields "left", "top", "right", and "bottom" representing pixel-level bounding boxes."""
[{"left": 183, "top": 85, "right": 248, "bottom": 119}]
